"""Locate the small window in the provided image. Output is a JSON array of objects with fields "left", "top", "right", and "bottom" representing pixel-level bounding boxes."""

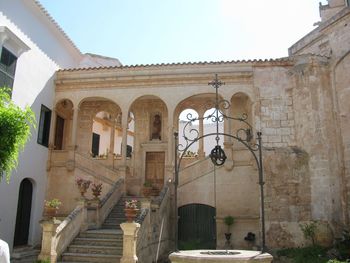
[
  {"left": 37, "top": 105, "right": 52, "bottom": 147},
  {"left": 347, "top": 0, "right": 350, "bottom": 7},
  {"left": 0, "top": 47, "right": 17, "bottom": 94}
]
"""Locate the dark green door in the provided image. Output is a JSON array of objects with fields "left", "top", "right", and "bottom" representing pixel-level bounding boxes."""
[
  {"left": 14, "top": 179, "right": 33, "bottom": 246},
  {"left": 178, "top": 204, "right": 216, "bottom": 249}
]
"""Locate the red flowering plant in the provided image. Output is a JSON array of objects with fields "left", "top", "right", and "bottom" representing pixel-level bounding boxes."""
[
  {"left": 91, "top": 183, "right": 103, "bottom": 198},
  {"left": 75, "top": 177, "right": 92, "bottom": 196},
  {"left": 125, "top": 199, "right": 138, "bottom": 210}
]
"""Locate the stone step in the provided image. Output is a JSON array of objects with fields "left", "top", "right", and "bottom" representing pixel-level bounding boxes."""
[
  {"left": 105, "top": 215, "right": 126, "bottom": 221},
  {"left": 102, "top": 220, "right": 124, "bottom": 224},
  {"left": 68, "top": 244, "right": 122, "bottom": 255},
  {"left": 61, "top": 252, "right": 121, "bottom": 263},
  {"left": 73, "top": 237, "right": 122, "bottom": 246},
  {"left": 101, "top": 225, "right": 121, "bottom": 230},
  {"left": 79, "top": 229, "right": 122, "bottom": 239}
]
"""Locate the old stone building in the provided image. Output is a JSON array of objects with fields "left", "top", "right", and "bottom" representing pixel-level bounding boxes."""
[
  {"left": 41, "top": 0, "right": 350, "bottom": 255},
  {"left": 1, "top": 0, "right": 350, "bottom": 261}
]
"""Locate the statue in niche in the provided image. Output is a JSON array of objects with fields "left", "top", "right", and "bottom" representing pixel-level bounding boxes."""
[{"left": 151, "top": 114, "right": 162, "bottom": 140}]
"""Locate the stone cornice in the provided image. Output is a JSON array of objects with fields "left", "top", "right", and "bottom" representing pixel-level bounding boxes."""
[{"left": 55, "top": 60, "right": 294, "bottom": 91}]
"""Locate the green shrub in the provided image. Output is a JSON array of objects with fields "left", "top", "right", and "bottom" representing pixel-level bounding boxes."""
[
  {"left": 300, "top": 221, "right": 318, "bottom": 246},
  {"left": 0, "top": 88, "right": 35, "bottom": 182},
  {"left": 277, "top": 246, "right": 328, "bottom": 263}
]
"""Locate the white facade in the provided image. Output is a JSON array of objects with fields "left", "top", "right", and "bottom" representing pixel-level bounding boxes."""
[{"left": 0, "top": 0, "right": 115, "bottom": 250}]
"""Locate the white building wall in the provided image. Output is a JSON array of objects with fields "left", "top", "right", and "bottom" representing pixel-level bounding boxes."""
[{"left": 0, "top": 0, "right": 81, "bottom": 249}]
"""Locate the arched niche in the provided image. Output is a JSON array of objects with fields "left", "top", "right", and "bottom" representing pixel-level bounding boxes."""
[{"left": 129, "top": 95, "right": 168, "bottom": 144}]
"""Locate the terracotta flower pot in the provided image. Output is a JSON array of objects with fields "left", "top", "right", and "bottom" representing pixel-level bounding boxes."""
[
  {"left": 142, "top": 186, "right": 152, "bottom": 198},
  {"left": 44, "top": 207, "right": 58, "bottom": 218},
  {"left": 124, "top": 208, "right": 139, "bottom": 222},
  {"left": 78, "top": 186, "right": 88, "bottom": 197}
]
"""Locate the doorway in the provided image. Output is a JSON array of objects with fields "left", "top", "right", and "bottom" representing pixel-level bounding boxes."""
[
  {"left": 145, "top": 152, "right": 165, "bottom": 190},
  {"left": 54, "top": 115, "right": 65, "bottom": 150},
  {"left": 178, "top": 204, "right": 216, "bottom": 249},
  {"left": 91, "top": 132, "right": 100, "bottom": 157},
  {"left": 14, "top": 179, "right": 33, "bottom": 247}
]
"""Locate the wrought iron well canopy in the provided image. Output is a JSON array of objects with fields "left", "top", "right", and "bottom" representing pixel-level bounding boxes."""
[{"left": 174, "top": 74, "right": 266, "bottom": 252}]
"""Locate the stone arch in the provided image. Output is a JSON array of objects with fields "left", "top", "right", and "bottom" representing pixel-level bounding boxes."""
[
  {"left": 127, "top": 95, "right": 168, "bottom": 196},
  {"left": 174, "top": 93, "right": 224, "bottom": 159},
  {"left": 77, "top": 97, "right": 122, "bottom": 155},
  {"left": 129, "top": 95, "right": 168, "bottom": 142}
]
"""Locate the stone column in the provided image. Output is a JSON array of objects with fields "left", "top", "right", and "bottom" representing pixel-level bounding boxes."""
[
  {"left": 223, "top": 107, "right": 234, "bottom": 170},
  {"left": 70, "top": 107, "right": 79, "bottom": 149},
  {"left": 38, "top": 219, "right": 60, "bottom": 263},
  {"left": 121, "top": 113, "right": 128, "bottom": 164},
  {"left": 120, "top": 222, "right": 140, "bottom": 263},
  {"left": 167, "top": 111, "right": 174, "bottom": 165},
  {"left": 198, "top": 109, "right": 205, "bottom": 159},
  {"left": 109, "top": 119, "right": 116, "bottom": 156}
]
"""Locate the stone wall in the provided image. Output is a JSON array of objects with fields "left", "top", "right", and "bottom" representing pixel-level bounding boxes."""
[
  {"left": 264, "top": 147, "right": 311, "bottom": 248},
  {"left": 291, "top": 56, "right": 344, "bottom": 232},
  {"left": 254, "top": 66, "right": 296, "bottom": 148}
]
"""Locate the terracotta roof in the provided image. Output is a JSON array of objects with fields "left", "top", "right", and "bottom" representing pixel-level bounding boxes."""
[
  {"left": 58, "top": 57, "right": 293, "bottom": 72},
  {"left": 34, "top": 0, "right": 81, "bottom": 55}
]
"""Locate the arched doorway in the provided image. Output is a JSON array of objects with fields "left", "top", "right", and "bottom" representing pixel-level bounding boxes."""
[
  {"left": 178, "top": 204, "right": 216, "bottom": 249},
  {"left": 14, "top": 178, "right": 33, "bottom": 246}
]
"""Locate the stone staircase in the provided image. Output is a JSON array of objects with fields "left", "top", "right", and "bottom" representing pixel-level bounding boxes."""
[{"left": 58, "top": 197, "right": 133, "bottom": 263}]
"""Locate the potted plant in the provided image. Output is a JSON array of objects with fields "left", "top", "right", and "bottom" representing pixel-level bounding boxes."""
[
  {"left": 224, "top": 216, "right": 235, "bottom": 244},
  {"left": 44, "top": 198, "right": 62, "bottom": 218},
  {"left": 75, "top": 177, "right": 92, "bottom": 197},
  {"left": 91, "top": 183, "right": 103, "bottom": 199},
  {"left": 124, "top": 199, "right": 139, "bottom": 222},
  {"left": 142, "top": 180, "right": 152, "bottom": 198}
]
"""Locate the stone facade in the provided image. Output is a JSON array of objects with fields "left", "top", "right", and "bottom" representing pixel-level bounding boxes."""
[{"left": 43, "top": 0, "right": 350, "bottom": 251}]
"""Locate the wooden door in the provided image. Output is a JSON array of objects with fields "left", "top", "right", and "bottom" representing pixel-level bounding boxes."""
[
  {"left": 178, "top": 204, "right": 216, "bottom": 249},
  {"left": 145, "top": 152, "right": 165, "bottom": 190},
  {"left": 14, "top": 179, "right": 33, "bottom": 246},
  {"left": 54, "top": 115, "right": 65, "bottom": 150}
]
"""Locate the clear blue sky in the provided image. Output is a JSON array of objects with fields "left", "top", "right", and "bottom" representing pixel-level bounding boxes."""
[{"left": 39, "top": 0, "right": 327, "bottom": 66}]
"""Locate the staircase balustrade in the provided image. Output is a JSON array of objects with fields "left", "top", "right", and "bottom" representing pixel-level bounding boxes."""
[
  {"left": 39, "top": 178, "right": 125, "bottom": 263},
  {"left": 128, "top": 183, "right": 173, "bottom": 263},
  {"left": 38, "top": 202, "right": 86, "bottom": 263},
  {"left": 88, "top": 178, "right": 124, "bottom": 228}
]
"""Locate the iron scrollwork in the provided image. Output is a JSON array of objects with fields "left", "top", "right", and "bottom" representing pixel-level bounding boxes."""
[{"left": 174, "top": 74, "right": 266, "bottom": 252}]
